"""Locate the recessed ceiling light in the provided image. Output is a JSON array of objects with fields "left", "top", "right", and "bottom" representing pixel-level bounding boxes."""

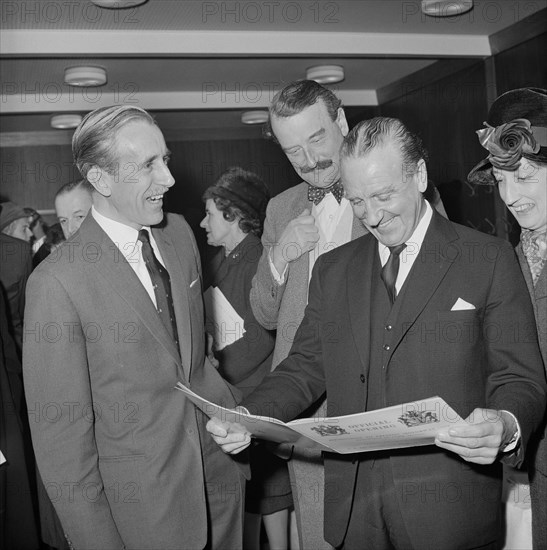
[
  {"left": 421, "top": 0, "right": 473, "bottom": 17},
  {"left": 241, "top": 111, "right": 269, "bottom": 125},
  {"left": 306, "top": 65, "right": 345, "bottom": 85},
  {"left": 65, "top": 66, "right": 107, "bottom": 87},
  {"left": 91, "top": 0, "right": 148, "bottom": 8},
  {"left": 51, "top": 114, "right": 83, "bottom": 129}
]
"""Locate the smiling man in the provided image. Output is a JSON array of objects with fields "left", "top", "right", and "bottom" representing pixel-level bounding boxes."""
[
  {"left": 208, "top": 117, "right": 547, "bottom": 550},
  {"left": 23, "top": 105, "right": 246, "bottom": 550}
]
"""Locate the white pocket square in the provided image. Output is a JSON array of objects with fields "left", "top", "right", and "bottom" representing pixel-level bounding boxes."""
[
  {"left": 190, "top": 277, "right": 199, "bottom": 288},
  {"left": 451, "top": 297, "right": 475, "bottom": 311}
]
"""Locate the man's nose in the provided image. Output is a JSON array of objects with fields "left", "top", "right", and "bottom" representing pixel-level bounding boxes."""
[
  {"left": 158, "top": 164, "right": 175, "bottom": 188},
  {"left": 301, "top": 148, "right": 318, "bottom": 170}
]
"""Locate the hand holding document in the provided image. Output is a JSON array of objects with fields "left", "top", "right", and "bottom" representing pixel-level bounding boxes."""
[
  {"left": 203, "top": 286, "right": 245, "bottom": 350},
  {"left": 176, "top": 383, "right": 468, "bottom": 454}
]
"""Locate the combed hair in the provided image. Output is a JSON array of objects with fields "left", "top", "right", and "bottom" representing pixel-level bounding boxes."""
[
  {"left": 263, "top": 80, "right": 342, "bottom": 142},
  {"left": 55, "top": 179, "right": 94, "bottom": 199},
  {"left": 341, "top": 117, "right": 429, "bottom": 173},
  {"left": 72, "top": 105, "right": 156, "bottom": 179}
]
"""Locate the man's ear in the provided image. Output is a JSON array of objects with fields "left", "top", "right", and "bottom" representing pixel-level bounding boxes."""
[
  {"left": 336, "top": 108, "right": 349, "bottom": 137},
  {"left": 416, "top": 159, "right": 428, "bottom": 193},
  {"left": 87, "top": 166, "right": 112, "bottom": 197}
]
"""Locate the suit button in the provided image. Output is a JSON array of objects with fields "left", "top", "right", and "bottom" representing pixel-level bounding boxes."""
[
  {"left": 385, "top": 325, "right": 392, "bottom": 331},
  {"left": 360, "top": 374, "right": 365, "bottom": 383},
  {"left": 383, "top": 344, "right": 390, "bottom": 351}
]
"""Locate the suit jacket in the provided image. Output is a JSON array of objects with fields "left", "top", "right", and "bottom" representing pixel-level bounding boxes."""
[
  {"left": 0, "top": 233, "right": 32, "bottom": 353},
  {"left": 517, "top": 245, "right": 547, "bottom": 549},
  {"left": 23, "top": 213, "right": 244, "bottom": 550},
  {"left": 244, "top": 211, "right": 547, "bottom": 549},
  {"left": 250, "top": 182, "right": 368, "bottom": 369}
]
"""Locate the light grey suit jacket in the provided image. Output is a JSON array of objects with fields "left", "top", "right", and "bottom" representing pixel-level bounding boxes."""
[
  {"left": 23, "top": 213, "right": 243, "bottom": 550},
  {"left": 250, "top": 182, "right": 367, "bottom": 369}
]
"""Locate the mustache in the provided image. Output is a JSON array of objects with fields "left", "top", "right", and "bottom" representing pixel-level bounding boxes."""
[{"left": 300, "top": 159, "right": 333, "bottom": 173}]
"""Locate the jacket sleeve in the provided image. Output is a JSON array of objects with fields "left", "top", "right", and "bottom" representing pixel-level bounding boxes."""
[
  {"left": 23, "top": 271, "right": 124, "bottom": 549},
  {"left": 250, "top": 199, "right": 288, "bottom": 330},
  {"left": 484, "top": 241, "right": 547, "bottom": 467}
]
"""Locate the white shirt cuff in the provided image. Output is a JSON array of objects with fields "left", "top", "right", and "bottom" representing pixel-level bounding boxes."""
[
  {"left": 501, "top": 410, "right": 521, "bottom": 452},
  {"left": 268, "top": 247, "right": 288, "bottom": 285}
]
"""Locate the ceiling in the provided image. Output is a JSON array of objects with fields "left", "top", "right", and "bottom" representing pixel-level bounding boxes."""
[{"left": 1, "top": 0, "right": 546, "bottom": 142}]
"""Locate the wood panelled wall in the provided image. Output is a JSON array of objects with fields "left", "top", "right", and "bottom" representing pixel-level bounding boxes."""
[{"left": 378, "top": 61, "right": 496, "bottom": 234}]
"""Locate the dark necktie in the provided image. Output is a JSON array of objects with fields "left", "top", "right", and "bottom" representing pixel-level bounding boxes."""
[
  {"left": 138, "top": 229, "right": 180, "bottom": 351},
  {"left": 381, "top": 244, "right": 407, "bottom": 305},
  {"left": 307, "top": 181, "right": 344, "bottom": 205}
]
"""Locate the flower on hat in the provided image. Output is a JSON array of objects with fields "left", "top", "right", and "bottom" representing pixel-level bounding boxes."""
[{"left": 476, "top": 118, "right": 540, "bottom": 171}]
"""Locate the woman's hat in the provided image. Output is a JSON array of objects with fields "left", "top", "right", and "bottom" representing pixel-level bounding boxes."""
[
  {"left": 468, "top": 88, "right": 547, "bottom": 185},
  {"left": 0, "top": 202, "right": 29, "bottom": 232}
]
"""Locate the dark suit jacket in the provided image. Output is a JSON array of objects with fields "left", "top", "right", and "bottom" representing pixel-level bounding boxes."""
[
  {"left": 23, "top": 213, "right": 244, "bottom": 550},
  {"left": 518, "top": 246, "right": 547, "bottom": 550},
  {"left": 0, "top": 233, "right": 32, "bottom": 353},
  {"left": 244, "top": 211, "right": 547, "bottom": 549}
]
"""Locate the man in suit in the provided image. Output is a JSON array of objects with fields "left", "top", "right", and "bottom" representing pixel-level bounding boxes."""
[
  {"left": 23, "top": 105, "right": 246, "bottom": 550},
  {"left": 250, "top": 80, "right": 445, "bottom": 549},
  {"left": 249, "top": 80, "right": 365, "bottom": 549},
  {"left": 209, "top": 117, "right": 547, "bottom": 549}
]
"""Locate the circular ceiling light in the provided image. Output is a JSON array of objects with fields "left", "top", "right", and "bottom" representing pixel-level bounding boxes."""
[
  {"left": 306, "top": 65, "right": 344, "bottom": 85},
  {"left": 91, "top": 0, "right": 148, "bottom": 8},
  {"left": 64, "top": 66, "right": 107, "bottom": 87},
  {"left": 421, "top": 0, "right": 473, "bottom": 17},
  {"left": 241, "top": 111, "right": 269, "bottom": 125},
  {"left": 51, "top": 114, "right": 83, "bottom": 129}
]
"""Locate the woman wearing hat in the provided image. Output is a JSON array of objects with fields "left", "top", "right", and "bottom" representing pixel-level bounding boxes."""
[
  {"left": 469, "top": 87, "right": 547, "bottom": 550},
  {"left": 200, "top": 167, "right": 293, "bottom": 550}
]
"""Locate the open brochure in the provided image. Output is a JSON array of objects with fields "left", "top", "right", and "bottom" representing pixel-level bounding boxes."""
[{"left": 175, "top": 383, "right": 468, "bottom": 454}]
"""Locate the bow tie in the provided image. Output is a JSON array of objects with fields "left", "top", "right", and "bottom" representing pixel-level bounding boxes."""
[{"left": 307, "top": 182, "right": 344, "bottom": 205}]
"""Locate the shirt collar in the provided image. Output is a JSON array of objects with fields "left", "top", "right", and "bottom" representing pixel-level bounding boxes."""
[
  {"left": 378, "top": 200, "right": 433, "bottom": 261},
  {"left": 92, "top": 206, "right": 151, "bottom": 261}
]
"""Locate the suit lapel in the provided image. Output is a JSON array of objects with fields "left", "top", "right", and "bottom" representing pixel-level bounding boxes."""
[
  {"left": 82, "top": 217, "right": 183, "bottom": 371},
  {"left": 391, "top": 212, "right": 458, "bottom": 350},
  {"left": 347, "top": 237, "right": 375, "bottom": 374},
  {"left": 152, "top": 225, "right": 194, "bottom": 380}
]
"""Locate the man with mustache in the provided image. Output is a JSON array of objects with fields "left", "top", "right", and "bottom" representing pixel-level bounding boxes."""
[{"left": 249, "top": 80, "right": 366, "bottom": 549}]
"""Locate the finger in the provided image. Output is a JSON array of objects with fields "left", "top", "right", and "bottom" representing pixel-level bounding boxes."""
[
  {"left": 434, "top": 439, "right": 498, "bottom": 464},
  {"left": 221, "top": 434, "right": 252, "bottom": 454},
  {"left": 436, "top": 431, "right": 501, "bottom": 450},
  {"left": 206, "top": 417, "right": 228, "bottom": 437}
]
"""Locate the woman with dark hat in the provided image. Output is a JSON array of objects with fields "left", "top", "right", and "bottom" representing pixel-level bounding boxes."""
[
  {"left": 469, "top": 87, "right": 547, "bottom": 550},
  {"left": 200, "top": 167, "right": 293, "bottom": 550}
]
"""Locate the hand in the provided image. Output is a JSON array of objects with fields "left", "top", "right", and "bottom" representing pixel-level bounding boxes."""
[
  {"left": 206, "top": 333, "right": 219, "bottom": 369},
  {"left": 272, "top": 209, "right": 319, "bottom": 273},
  {"left": 206, "top": 416, "right": 252, "bottom": 455},
  {"left": 435, "top": 408, "right": 516, "bottom": 465}
]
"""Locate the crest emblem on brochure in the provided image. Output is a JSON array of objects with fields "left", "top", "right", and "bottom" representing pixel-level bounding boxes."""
[
  {"left": 398, "top": 410, "right": 439, "bottom": 428},
  {"left": 310, "top": 425, "right": 350, "bottom": 437}
]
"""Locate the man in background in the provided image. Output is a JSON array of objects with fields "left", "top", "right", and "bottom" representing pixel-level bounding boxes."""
[{"left": 54, "top": 179, "right": 93, "bottom": 239}]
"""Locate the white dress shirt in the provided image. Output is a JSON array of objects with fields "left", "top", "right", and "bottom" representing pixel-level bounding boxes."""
[{"left": 92, "top": 206, "right": 166, "bottom": 308}]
